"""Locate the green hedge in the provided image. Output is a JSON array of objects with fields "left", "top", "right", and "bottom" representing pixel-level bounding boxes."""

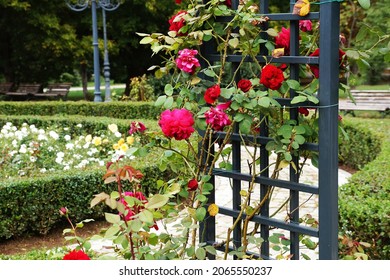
[
  {"left": 0, "top": 101, "right": 161, "bottom": 120},
  {"left": 339, "top": 118, "right": 390, "bottom": 260},
  {"left": 0, "top": 114, "right": 158, "bottom": 136},
  {"left": 0, "top": 166, "right": 168, "bottom": 239},
  {"left": 339, "top": 119, "right": 382, "bottom": 170}
]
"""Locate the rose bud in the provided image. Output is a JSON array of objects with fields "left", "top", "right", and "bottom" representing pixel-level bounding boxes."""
[
  {"left": 59, "top": 207, "right": 68, "bottom": 216},
  {"left": 187, "top": 179, "right": 199, "bottom": 191}
]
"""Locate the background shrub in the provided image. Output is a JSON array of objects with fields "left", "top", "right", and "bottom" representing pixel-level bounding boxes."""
[{"left": 339, "top": 118, "right": 390, "bottom": 260}]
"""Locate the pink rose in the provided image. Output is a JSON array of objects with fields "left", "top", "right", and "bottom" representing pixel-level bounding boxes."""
[
  {"left": 204, "top": 84, "right": 221, "bottom": 104},
  {"left": 299, "top": 20, "right": 312, "bottom": 32},
  {"left": 159, "top": 109, "right": 195, "bottom": 140},
  {"left": 128, "top": 121, "right": 146, "bottom": 135},
  {"left": 205, "top": 107, "right": 232, "bottom": 131},
  {"left": 175, "top": 49, "right": 200, "bottom": 74}
]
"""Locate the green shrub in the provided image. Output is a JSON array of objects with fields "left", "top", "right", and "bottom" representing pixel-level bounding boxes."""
[
  {"left": 0, "top": 165, "right": 169, "bottom": 240},
  {"left": 0, "top": 101, "right": 161, "bottom": 120},
  {"left": 338, "top": 118, "right": 382, "bottom": 170},
  {"left": 339, "top": 118, "right": 390, "bottom": 260}
]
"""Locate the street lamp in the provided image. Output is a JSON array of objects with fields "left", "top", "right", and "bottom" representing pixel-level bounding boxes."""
[{"left": 66, "top": 0, "right": 120, "bottom": 102}]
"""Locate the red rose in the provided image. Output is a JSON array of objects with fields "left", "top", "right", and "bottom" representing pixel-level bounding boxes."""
[
  {"left": 309, "top": 48, "right": 346, "bottom": 78},
  {"left": 187, "top": 179, "right": 199, "bottom": 191},
  {"left": 237, "top": 79, "right": 252, "bottom": 92},
  {"left": 175, "top": 0, "right": 182, "bottom": 4},
  {"left": 128, "top": 121, "right": 146, "bottom": 135},
  {"left": 168, "top": 11, "right": 187, "bottom": 36},
  {"left": 260, "top": 64, "right": 285, "bottom": 90},
  {"left": 205, "top": 107, "right": 232, "bottom": 131},
  {"left": 63, "top": 250, "right": 90, "bottom": 260},
  {"left": 298, "top": 107, "right": 309, "bottom": 116},
  {"left": 275, "top": 27, "right": 290, "bottom": 55},
  {"left": 204, "top": 84, "right": 221, "bottom": 104},
  {"left": 159, "top": 109, "right": 195, "bottom": 140}
]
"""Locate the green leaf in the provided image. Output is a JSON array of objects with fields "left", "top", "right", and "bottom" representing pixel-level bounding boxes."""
[
  {"left": 164, "top": 84, "right": 174, "bottom": 96},
  {"left": 295, "top": 134, "right": 306, "bottom": 145},
  {"left": 129, "top": 219, "right": 142, "bottom": 232},
  {"left": 239, "top": 118, "right": 251, "bottom": 135},
  {"left": 195, "top": 247, "right": 206, "bottom": 260},
  {"left": 357, "top": 0, "right": 370, "bottom": 9},
  {"left": 163, "top": 96, "right": 174, "bottom": 109},
  {"left": 155, "top": 95, "right": 166, "bottom": 107},
  {"left": 228, "top": 37, "right": 239, "bottom": 49},
  {"left": 105, "top": 212, "right": 121, "bottom": 224},
  {"left": 258, "top": 96, "right": 271, "bottom": 107},
  {"left": 145, "top": 194, "right": 169, "bottom": 209},
  {"left": 291, "top": 95, "right": 307, "bottom": 104},
  {"left": 139, "top": 37, "right": 154, "bottom": 44},
  {"left": 196, "top": 207, "right": 207, "bottom": 221},
  {"left": 346, "top": 50, "right": 360, "bottom": 60},
  {"left": 138, "top": 209, "right": 154, "bottom": 224},
  {"left": 104, "top": 224, "right": 120, "bottom": 238},
  {"left": 286, "top": 80, "right": 300, "bottom": 90}
]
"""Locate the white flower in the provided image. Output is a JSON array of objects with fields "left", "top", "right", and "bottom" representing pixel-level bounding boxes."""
[
  {"left": 56, "top": 152, "right": 65, "bottom": 158},
  {"left": 64, "top": 165, "right": 70, "bottom": 170},
  {"left": 47, "top": 146, "right": 54, "bottom": 151},
  {"left": 114, "top": 131, "right": 122, "bottom": 138},
  {"left": 38, "top": 134, "right": 48, "bottom": 141},
  {"left": 64, "top": 135, "right": 71, "bottom": 141},
  {"left": 64, "top": 127, "right": 69, "bottom": 131},
  {"left": 55, "top": 157, "right": 63, "bottom": 164},
  {"left": 83, "top": 142, "right": 90, "bottom": 149},
  {"left": 85, "top": 134, "right": 92, "bottom": 143},
  {"left": 40, "top": 168, "right": 47, "bottom": 173},
  {"left": 38, "top": 129, "right": 45, "bottom": 134},
  {"left": 49, "top": 131, "right": 59, "bottom": 140},
  {"left": 19, "top": 145, "right": 27, "bottom": 154},
  {"left": 76, "top": 124, "right": 83, "bottom": 128},
  {"left": 65, "top": 143, "right": 74, "bottom": 150},
  {"left": 108, "top": 123, "right": 118, "bottom": 133},
  {"left": 30, "top": 156, "right": 37, "bottom": 162},
  {"left": 11, "top": 139, "right": 18, "bottom": 147}
]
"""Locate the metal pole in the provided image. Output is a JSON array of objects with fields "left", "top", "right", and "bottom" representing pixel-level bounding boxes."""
[
  {"left": 91, "top": 0, "right": 102, "bottom": 102},
  {"left": 102, "top": 8, "right": 112, "bottom": 102},
  {"left": 318, "top": 1, "right": 340, "bottom": 260}
]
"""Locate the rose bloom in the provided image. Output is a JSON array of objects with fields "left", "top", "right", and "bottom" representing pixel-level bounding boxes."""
[
  {"left": 168, "top": 10, "right": 187, "bottom": 36},
  {"left": 204, "top": 84, "right": 221, "bottom": 104},
  {"left": 205, "top": 107, "right": 232, "bottom": 131},
  {"left": 120, "top": 191, "right": 159, "bottom": 230},
  {"left": 175, "top": 0, "right": 181, "bottom": 4},
  {"left": 275, "top": 27, "right": 290, "bottom": 55},
  {"left": 175, "top": 49, "right": 200, "bottom": 74},
  {"left": 128, "top": 121, "right": 146, "bottom": 135},
  {"left": 299, "top": 20, "right": 312, "bottom": 32},
  {"left": 298, "top": 107, "right": 310, "bottom": 116},
  {"left": 63, "top": 249, "right": 90, "bottom": 260},
  {"left": 309, "top": 48, "right": 346, "bottom": 78},
  {"left": 159, "top": 109, "right": 195, "bottom": 140},
  {"left": 237, "top": 79, "right": 252, "bottom": 92},
  {"left": 187, "top": 179, "right": 199, "bottom": 191},
  {"left": 260, "top": 64, "right": 285, "bottom": 90}
]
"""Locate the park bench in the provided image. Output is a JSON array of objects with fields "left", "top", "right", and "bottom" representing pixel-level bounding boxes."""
[
  {"left": 0, "top": 82, "right": 13, "bottom": 94},
  {"left": 32, "top": 83, "right": 72, "bottom": 100},
  {"left": 339, "top": 89, "right": 390, "bottom": 116},
  {"left": 5, "top": 83, "right": 42, "bottom": 99}
]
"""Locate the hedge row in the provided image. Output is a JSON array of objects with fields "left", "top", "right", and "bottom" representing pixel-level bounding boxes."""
[
  {"left": 339, "top": 119, "right": 382, "bottom": 170},
  {"left": 339, "top": 118, "right": 390, "bottom": 260},
  {"left": 0, "top": 101, "right": 161, "bottom": 120},
  {"left": 0, "top": 166, "right": 169, "bottom": 239}
]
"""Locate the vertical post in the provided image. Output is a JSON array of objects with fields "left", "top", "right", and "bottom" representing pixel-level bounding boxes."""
[
  {"left": 319, "top": 1, "right": 340, "bottom": 260},
  {"left": 289, "top": 0, "right": 300, "bottom": 260},
  {"left": 102, "top": 8, "right": 112, "bottom": 102},
  {"left": 91, "top": 0, "right": 102, "bottom": 102}
]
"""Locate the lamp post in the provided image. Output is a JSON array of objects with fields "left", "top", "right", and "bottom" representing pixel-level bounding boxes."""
[{"left": 66, "top": 0, "right": 120, "bottom": 102}]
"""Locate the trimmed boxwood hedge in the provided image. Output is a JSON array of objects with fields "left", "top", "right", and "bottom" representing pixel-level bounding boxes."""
[
  {"left": 339, "top": 118, "right": 390, "bottom": 260},
  {"left": 339, "top": 119, "right": 382, "bottom": 170},
  {"left": 0, "top": 166, "right": 169, "bottom": 239},
  {"left": 0, "top": 101, "right": 161, "bottom": 120}
]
